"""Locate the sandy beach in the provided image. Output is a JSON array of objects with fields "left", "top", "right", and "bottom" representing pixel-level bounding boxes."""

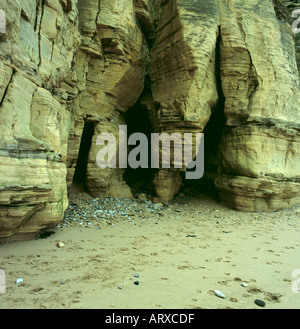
[{"left": 1, "top": 194, "right": 300, "bottom": 309}]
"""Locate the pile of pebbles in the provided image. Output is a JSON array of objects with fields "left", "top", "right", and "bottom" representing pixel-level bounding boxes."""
[{"left": 58, "top": 193, "right": 175, "bottom": 230}]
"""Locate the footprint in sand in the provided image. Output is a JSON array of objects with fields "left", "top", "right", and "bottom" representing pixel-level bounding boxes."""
[{"left": 264, "top": 292, "right": 281, "bottom": 303}]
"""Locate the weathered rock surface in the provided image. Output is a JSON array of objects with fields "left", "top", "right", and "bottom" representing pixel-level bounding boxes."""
[
  {"left": 0, "top": 0, "right": 79, "bottom": 241},
  {"left": 147, "top": 0, "right": 219, "bottom": 200},
  {"left": 67, "top": 0, "right": 149, "bottom": 200},
  {"left": 214, "top": 0, "right": 300, "bottom": 211},
  {"left": 0, "top": 0, "right": 299, "bottom": 241},
  {"left": 148, "top": 0, "right": 300, "bottom": 208}
]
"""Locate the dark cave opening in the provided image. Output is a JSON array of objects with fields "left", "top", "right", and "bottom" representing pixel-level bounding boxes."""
[
  {"left": 180, "top": 29, "right": 226, "bottom": 199},
  {"left": 203, "top": 30, "right": 226, "bottom": 173},
  {"left": 71, "top": 121, "right": 95, "bottom": 193},
  {"left": 124, "top": 30, "right": 226, "bottom": 201},
  {"left": 123, "top": 99, "right": 158, "bottom": 197}
]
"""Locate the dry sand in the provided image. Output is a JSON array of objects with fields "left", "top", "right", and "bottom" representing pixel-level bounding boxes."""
[{"left": 1, "top": 194, "right": 300, "bottom": 309}]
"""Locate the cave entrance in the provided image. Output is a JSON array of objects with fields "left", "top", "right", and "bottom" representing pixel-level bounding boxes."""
[
  {"left": 180, "top": 29, "right": 225, "bottom": 199},
  {"left": 71, "top": 121, "right": 95, "bottom": 194},
  {"left": 124, "top": 101, "right": 157, "bottom": 197}
]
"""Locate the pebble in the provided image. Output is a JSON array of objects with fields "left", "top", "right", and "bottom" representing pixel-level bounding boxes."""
[
  {"left": 57, "top": 242, "right": 65, "bottom": 248},
  {"left": 255, "top": 299, "right": 266, "bottom": 307},
  {"left": 241, "top": 282, "right": 249, "bottom": 287},
  {"left": 134, "top": 273, "right": 140, "bottom": 278},
  {"left": 153, "top": 203, "right": 164, "bottom": 210},
  {"left": 137, "top": 193, "right": 147, "bottom": 202},
  {"left": 16, "top": 278, "right": 23, "bottom": 285},
  {"left": 214, "top": 290, "right": 226, "bottom": 299},
  {"left": 118, "top": 286, "right": 123, "bottom": 290},
  {"left": 134, "top": 281, "right": 140, "bottom": 286}
]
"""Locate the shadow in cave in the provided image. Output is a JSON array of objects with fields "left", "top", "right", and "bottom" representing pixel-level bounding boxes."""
[
  {"left": 180, "top": 29, "right": 226, "bottom": 200},
  {"left": 124, "top": 101, "right": 158, "bottom": 197},
  {"left": 70, "top": 121, "right": 95, "bottom": 194}
]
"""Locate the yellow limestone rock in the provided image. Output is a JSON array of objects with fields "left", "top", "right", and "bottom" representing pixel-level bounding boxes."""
[{"left": 214, "top": 0, "right": 300, "bottom": 211}]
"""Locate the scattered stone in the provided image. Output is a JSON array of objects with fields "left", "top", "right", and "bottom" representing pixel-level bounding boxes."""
[
  {"left": 62, "top": 197, "right": 156, "bottom": 228},
  {"left": 255, "top": 299, "right": 266, "bottom": 307},
  {"left": 57, "top": 242, "right": 65, "bottom": 248},
  {"left": 16, "top": 278, "right": 23, "bottom": 285},
  {"left": 60, "top": 195, "right": 192, "bottom": 229},
  {"left": 153, "top": 203, "right": 164, "bottom": 211},
  {"left": 241, "top": 282, "right": 249, "bottom": 287},
  {"left": 137, "top": 193, "right": 147, "bottom": 202},
  {"left": 60, "top": 280, "right": 66, "bottom": 285},
  {"left": 118, "top": 286, "right": 123, "bottom": 290},
  {"left": 214, "top": 290, "right": 226, "bottom": 299},
  {"left": 134, "top": 281, "right": 140, "bottom": 286},
  {"left": 134, "top": 273, "right": 140, "bottom": 278}
]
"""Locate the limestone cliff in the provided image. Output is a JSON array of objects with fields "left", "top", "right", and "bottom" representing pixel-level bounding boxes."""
[
  {"left": 0, "top": 0, "right": 299, "bottom": 241},
  {"left": 214, "top": 0, "right": 300, "bottom": 211}
]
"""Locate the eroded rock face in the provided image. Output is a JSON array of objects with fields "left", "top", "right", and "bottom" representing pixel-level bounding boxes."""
[
  {"left": 148, "top": 0, "right": 300, "bottom": 208},
  {"left": 67, "top": 0, "right": 149, "bottom": 199},
  {"left": 0, "top": 0, "right": 299, "bottom": 241},
  {"left": 0, "top": 0, "right": 151, "bottom": 241},
  {"left": 214, "top": 0, "right": 300, "bottom": 211},
  {"left": 147, "top": 0, "right": 220, "bottom": 200},
  {"left": 0, "top": 0, "right": 79, "bottom": 241}
]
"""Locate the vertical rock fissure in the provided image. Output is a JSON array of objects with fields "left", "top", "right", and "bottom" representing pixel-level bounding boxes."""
[
  {"left": 72, "top": 121, "right": 95, "bottom": 193},
  {"left": 181, "top": 26, "right": 226, "bottom": 198},
  {"left": 37, "top": 0, "right": 45, "bottom": 68},
  {"left": 0, "top": 69, "right": 14, "bottom": 107},
  {"left": 123, "top": 81, "right": 157, "bottom": 197},
  {"left": 204, "top": 26, "right": 226, "bottom": 173}
]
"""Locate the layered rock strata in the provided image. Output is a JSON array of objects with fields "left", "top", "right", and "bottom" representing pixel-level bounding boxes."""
[
  {"left": 67, "top": 0, "right": 150, "bottom": 199},
  {"left": 0, "top": 0, "right": 154, "bottom": 241},
  {"left": 214, "top": 0, "right": 300, "bottom": 211},
  {"left": 147, "top": 0, "right": 300, "bottom": 209},
  {"left": 0, "top": 0, "right": 80, "bottom": 241},
  {"left": 147, "top": 0, "right": 220, "bottom": 200}
]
